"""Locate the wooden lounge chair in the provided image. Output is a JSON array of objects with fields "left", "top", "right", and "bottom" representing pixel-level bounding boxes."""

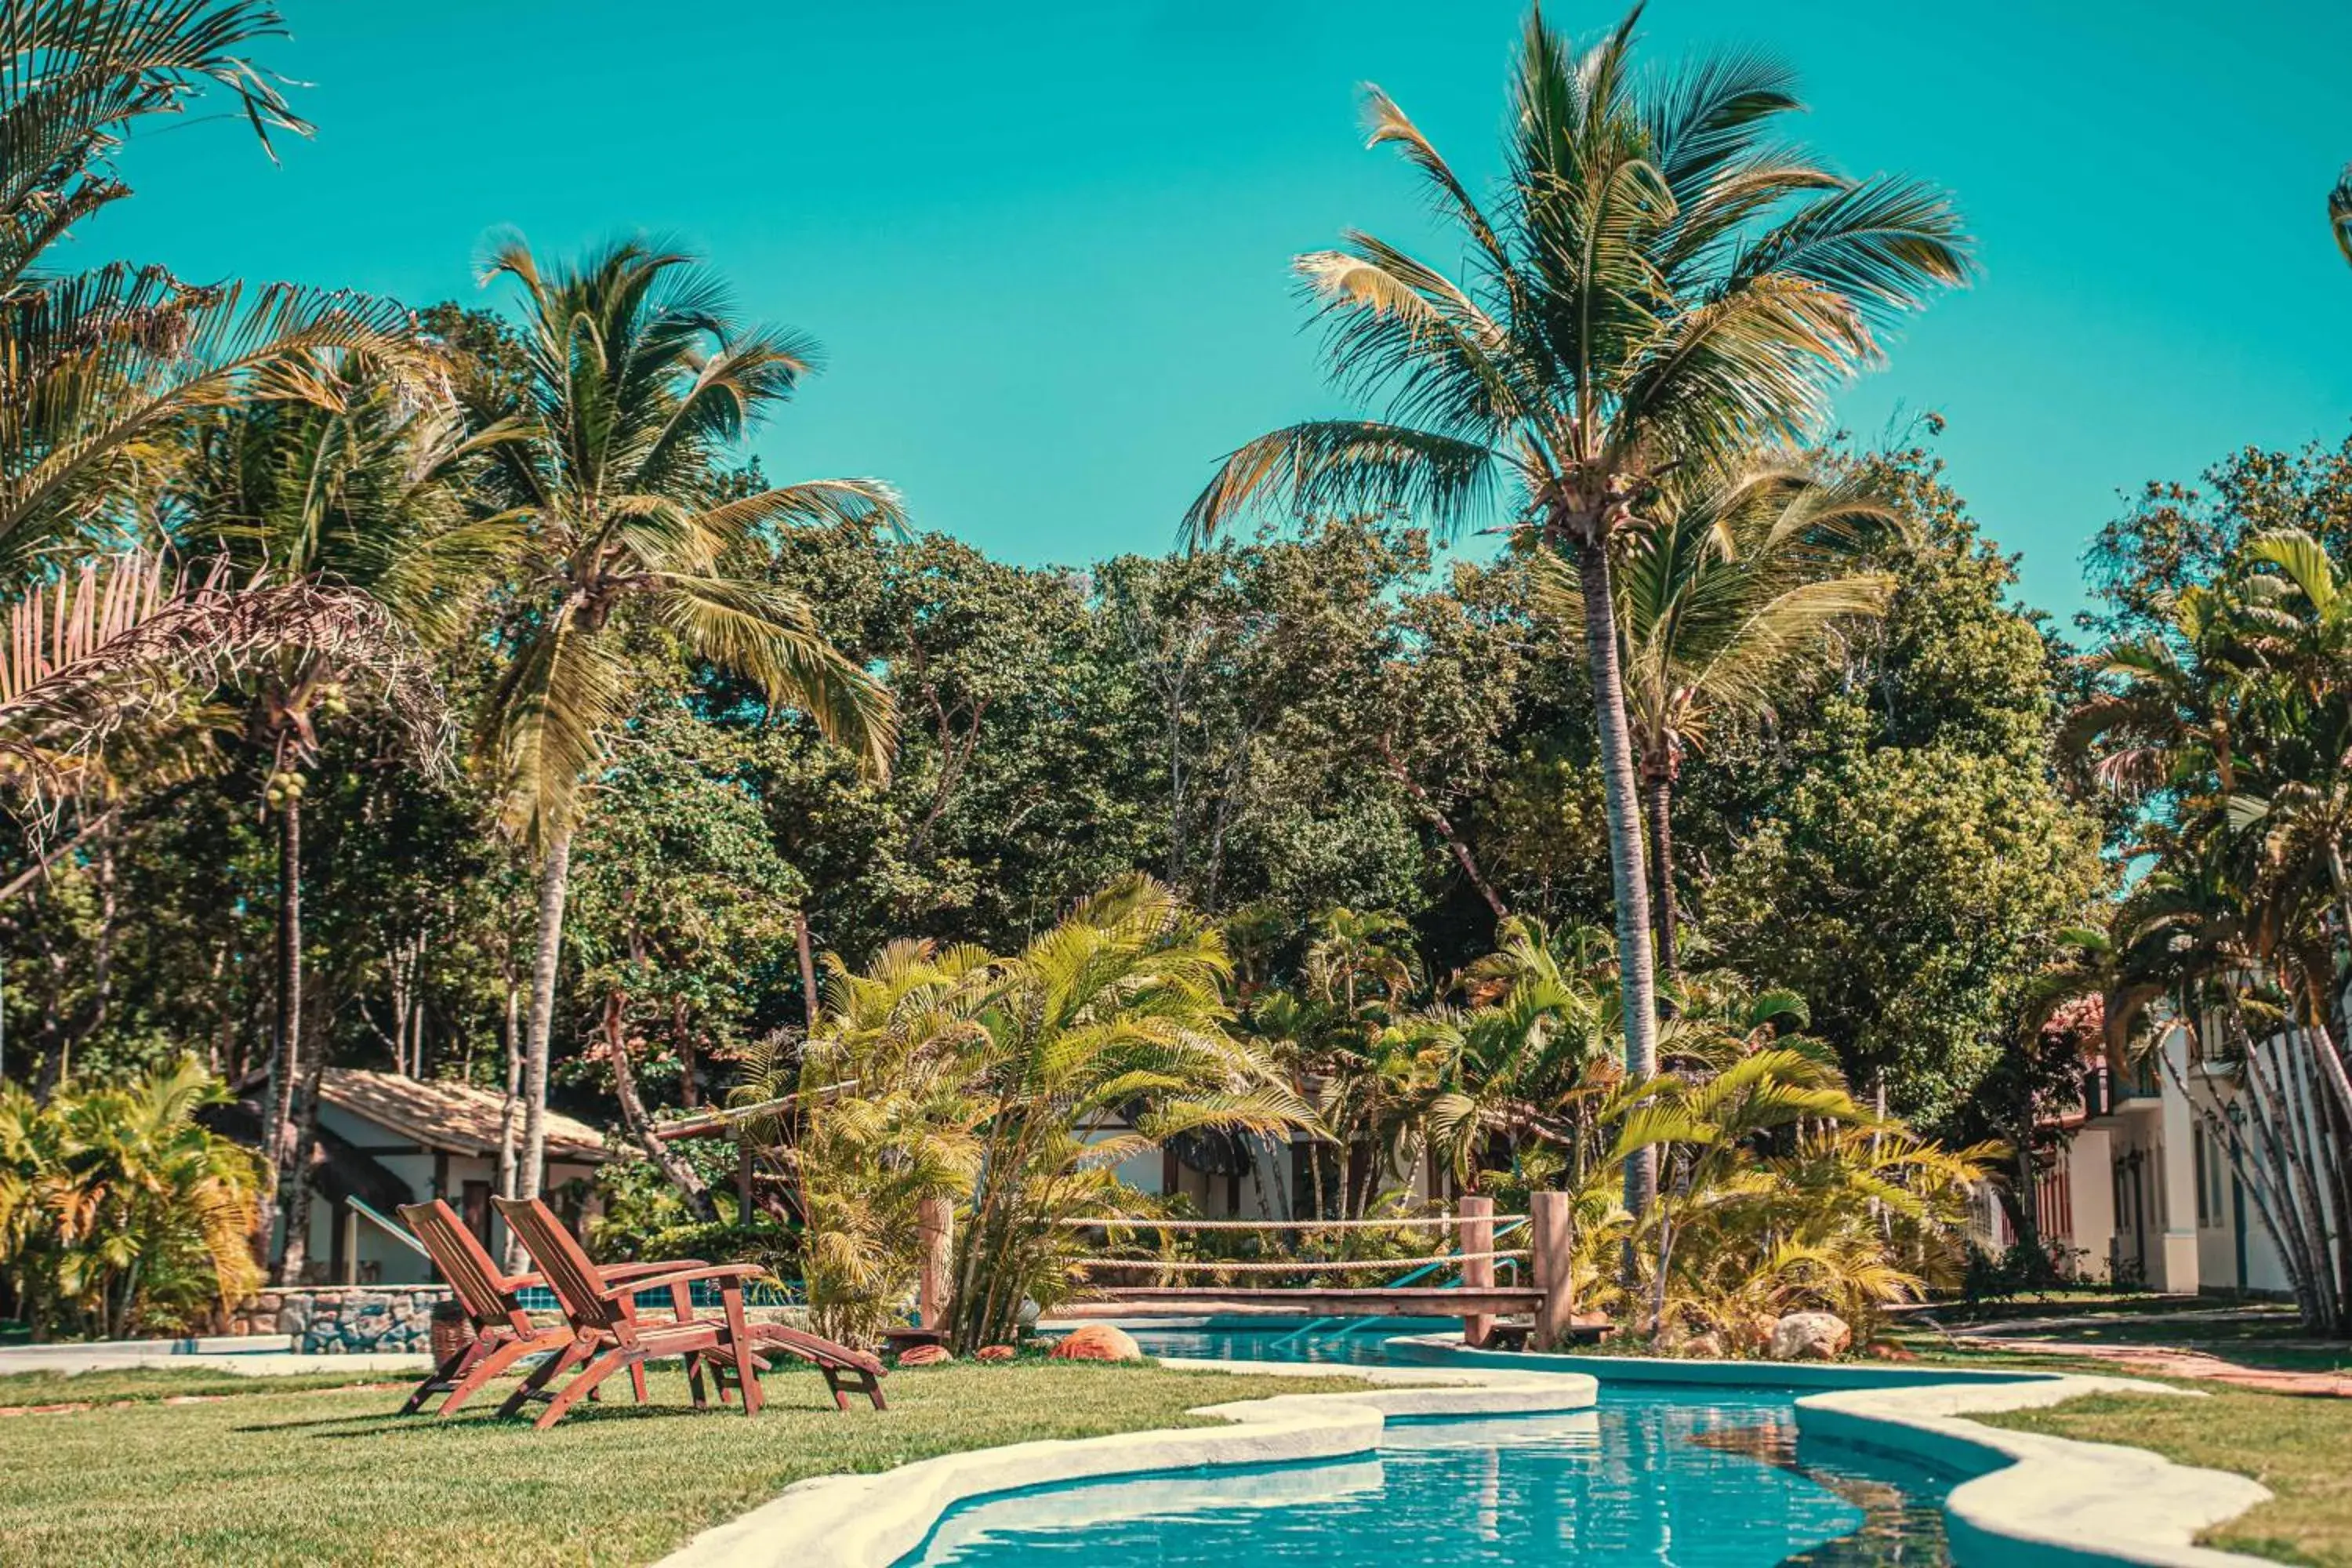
[
  {"left": 492, "top": 1194, "right": 777, "bottom": 1428},
  {"left": 395, "top": 1199, "right": 690, "bottom": 1416},
  {"left": 494, "top": 1195, "right": 888, "bottom": 1421}
]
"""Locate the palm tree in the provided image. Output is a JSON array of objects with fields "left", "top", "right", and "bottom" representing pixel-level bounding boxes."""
[
  {"left": 947, "top": 873, "right": 1313, "bottom": 1348},
  {"left": 170, "top": 358, "right": 506, "bottom": 1279},
  {"left": 1535, "top": 463, "right": 1900, "bottom": 973},
  {"left": 1182, "top": 6, "right": 1969, "bottom": 1214},
  {"left": 474, "top": 238, "right": 900, "bottom": 1226},
  {"left": 0, "top": 550, "right": 423, "bottom": 819},
  {"left": 2, "top": 2, "right": 430, "bottom": 578},
  {"left": 2331, "top": 165, "right": 2352, "bottom": 267}
]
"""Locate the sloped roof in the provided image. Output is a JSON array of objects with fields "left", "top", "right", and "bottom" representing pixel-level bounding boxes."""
[{"left": 318, "top": 1069, "right": 612, "bottom": 1163}]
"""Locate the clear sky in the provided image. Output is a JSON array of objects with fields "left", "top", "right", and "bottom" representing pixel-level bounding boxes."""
[{"left": 80, "top": 1, "right": 2352, "bottom": 622}]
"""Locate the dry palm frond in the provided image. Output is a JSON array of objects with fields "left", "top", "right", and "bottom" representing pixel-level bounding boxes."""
[{"left": 0, "top": 549, "right": 437, "bottom": 822}]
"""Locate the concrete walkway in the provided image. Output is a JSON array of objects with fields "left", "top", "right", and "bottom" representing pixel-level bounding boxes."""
[
  {"left": 1927, "top": 1306, "right": 2352, "bottom": 1396},
  {"left": 0, "top": 1338, "right": 429, "bottom": 1379}
]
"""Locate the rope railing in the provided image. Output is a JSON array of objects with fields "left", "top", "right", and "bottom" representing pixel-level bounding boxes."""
[
  {"left": 1054, "top": 1214, "right": 1526, "bottom": 1231},
  {"left": 1077, "top": 1249, "right": 1530, "bottom": 1274}
]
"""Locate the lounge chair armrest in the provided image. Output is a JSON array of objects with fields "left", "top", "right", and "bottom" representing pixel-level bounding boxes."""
[
  {"left": 596, "top": 1259, "right": 706, "bottom": 1282},
  {"left": 598, "top": 1263, "right": 766, "bottom": 1301},
  {"left": 494, "top": 1272, "right": 547, "bottom": 1293}
]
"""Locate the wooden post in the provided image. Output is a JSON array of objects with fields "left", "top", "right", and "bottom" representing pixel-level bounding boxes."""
[
  {"left": 1457, "top": 1195, "right": 1494, "bottom": 1348},
  {"left": 916, "top": 1196, "right": 953, "bottom": 1330},
  {"left": 1530, "top": 1189, "right": 1575, "bottom": 1351}
]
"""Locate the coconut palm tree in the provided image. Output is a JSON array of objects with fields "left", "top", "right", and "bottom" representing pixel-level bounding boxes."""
[
  {"left": 474, "top": 238, "right": 900, "bottom": 1225},
  {"left": 1535, "top": 463, "right": 1901, "bottom": 973},
  {"left": 2, "top": 2, "right": 430, "bottom": 577},
  {"left": 169, "top": 358, "right": 508, "bottom": 1279},
  {"left": 2331, "top": 165, "right": 2352, "bottom": 267},
  {"left": 1182, "top": 6, "right": 1969, "bottom": 1214}
]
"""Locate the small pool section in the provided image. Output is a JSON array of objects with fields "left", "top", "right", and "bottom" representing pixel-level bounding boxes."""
[{"left": 899, "top": 1322, "right": 1960, "bottom": 1567}]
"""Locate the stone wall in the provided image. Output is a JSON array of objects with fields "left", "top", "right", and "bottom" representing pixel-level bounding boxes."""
[{"left": 230, "top": 1286, "right": 452, "bottom": 1354}]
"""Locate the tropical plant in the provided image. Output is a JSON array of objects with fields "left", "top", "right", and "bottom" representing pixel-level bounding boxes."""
[
  {"left": 0, "top": 550, "right": 424, "bottom": 819},
  {"left": 2332, "top": 164, "right": 2352, "bottom": 267},
  {"left": 0, "top": 1057, "right": 263, "bottom": 1339},
  {"left": 738, "top": 937, "right": 992, "bottom": 1345},
  {"left": 2068, "top": 525, "right": 2352, "bottom": 1333},
  {"left": 2, "top": 2, "right": 431, "bottom": 576},
  {"left": 745, "top": 877, "right": 1315, "bottom": 1350},
  {"left": 169, "top": 358, "right": 498, "bottom": 1278},
  {"left": 1182, "top": 5, "right": 1969, "bottom": 1215},
  {"left": 1534, "top": 463, "right": 1900, "bottom": 973},
  {"left": 472, "top": 238, "right": 900, "bottom": 1235}
]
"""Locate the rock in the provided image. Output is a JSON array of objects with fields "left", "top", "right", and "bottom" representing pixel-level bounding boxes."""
[
  {"left": 1865, "top": 1338, "right": 1918, "bottom": 1362},
  {"left": 975, "top": 1345, "right": 1017, "bottom": 1363},
  {"left": 1682, "top": 1331, "right": 1726, "bottom": 1359},
  {"left": 1047, "top": 1323, "right": 1143, "bottom": 1363},
  {"left": 1767, "top": 1312, "right": 1852, "bottom": 1361},
  {"left": 897, "top": 1345, "right": 953, "bottom": 1367}
]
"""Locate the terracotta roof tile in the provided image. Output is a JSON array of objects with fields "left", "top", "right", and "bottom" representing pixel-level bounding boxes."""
[{"left": 318, "top": 1069, "right": 612, "bottom": 1163}]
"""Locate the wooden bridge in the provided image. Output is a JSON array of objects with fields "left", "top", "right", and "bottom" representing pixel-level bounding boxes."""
[{"left": 917, "top": 1192, "right": 1581, "bottom": 1349}]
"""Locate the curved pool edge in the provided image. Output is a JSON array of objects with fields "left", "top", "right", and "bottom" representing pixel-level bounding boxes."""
[
  {"left": 649, "top": 1359, "right": 1600, "bottom": 1568},
  {"left": 1795, "top": 1377, "right": 2273, "bottom": 1568},
  {"left": 1385, "top": 1334, "right": 2274, "bottom": 1568}
]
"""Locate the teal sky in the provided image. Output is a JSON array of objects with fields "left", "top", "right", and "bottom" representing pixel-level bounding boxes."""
[{"left": 81, "top": 1, "right": 2352, "bottom": 623}]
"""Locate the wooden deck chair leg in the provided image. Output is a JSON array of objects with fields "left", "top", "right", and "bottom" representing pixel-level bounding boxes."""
[
  {"left": 722, "top": 1290, "right": 762, "bottom": 1417},
  {"left": 400, "top": 1340, "right": 481, "bottom": 1415},
  {"left": 497, "top": 1338, "right": 590, "bottom": 1420},
  {"left": 535, "top": 1348, "right": 634, "bottom": 1431},
  {"left": 820, "top": 1367, "right": 848, "bottom": 1412},
  {"left": 436, "top": 1336, "right": 543, "bottom": 1416}
]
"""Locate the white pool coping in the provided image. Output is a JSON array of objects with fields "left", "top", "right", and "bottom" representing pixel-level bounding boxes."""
[
  {"left": 652, "top": 1358, "right": 1601, "bottom": 1568},
  {"left": 1794, "top": 1375, "right": 2275, "bottom": 1567}
]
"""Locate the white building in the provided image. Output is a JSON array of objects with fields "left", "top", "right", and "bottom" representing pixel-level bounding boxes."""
[
  {"left": 270, "top": 1069, "right": 612, "bottom": 1284},
  {"left": 2032, "top": 1020, "right": 2307, "bottom": 1296}
]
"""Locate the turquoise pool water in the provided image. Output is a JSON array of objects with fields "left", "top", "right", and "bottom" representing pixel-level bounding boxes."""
[{"left": 898, "top": 1325, "right": 1958, "bottom": 1567}]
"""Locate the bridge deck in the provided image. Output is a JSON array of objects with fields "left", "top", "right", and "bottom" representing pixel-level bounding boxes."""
[{"left": 1072, "top": 1286, "right": 1543, "bottom": 1318}]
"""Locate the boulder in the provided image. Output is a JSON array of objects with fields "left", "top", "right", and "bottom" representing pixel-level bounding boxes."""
[
  {"left": 1047, "top": 1323, "right": 1143, "bottom": 1363},
  {"left": 1681, "top": 1331, "right": 1726, "bottom": 1359},
  {"left": 1767, "top": 1312, "right": 1851, "bottom": 1361},
  {"left": 975, "top": 1345, "right": 1017, "bottom": 1363},
  {"left": 897, "top": 1345, "right": 953, "bottom": 1367}
]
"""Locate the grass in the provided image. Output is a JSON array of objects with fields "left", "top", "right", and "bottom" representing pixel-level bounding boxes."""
[
  {"left": 0, "top": 1359, "right": 1367, "bottom": 1567},
  {"left": 1977, "top": 1388, "right": 2352, "bottom": 1568},
  {"left": 0, "top": 1366, "right": 399, "bottom": 1408}
]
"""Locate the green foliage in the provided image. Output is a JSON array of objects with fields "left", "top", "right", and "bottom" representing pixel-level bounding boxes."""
[
  {"left": 754, "top": 876, "right": 1315, "bottom": 1351},
  {"left": 0, "top": 1059, "right": 263, "bottom": 1339}
]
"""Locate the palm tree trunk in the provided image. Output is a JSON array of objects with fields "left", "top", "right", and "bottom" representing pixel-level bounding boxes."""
[
  {"left": 276, "top": 1047, "right": 327, "bottom": 1285},
  {"left": 1642, "top": 766, "right": 1679, "bottom": 982},
  {"left": 1571, "top": 537, "right": 1661, "bottom": 1216},
  {"left": 517, "top": 825, "right": 572, "bottom": 1207},
  {"left": 264, "top": 797, "right": 302, "bottom": 1175}
]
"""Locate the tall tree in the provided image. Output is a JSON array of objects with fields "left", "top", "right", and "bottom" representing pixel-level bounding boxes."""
[
  {"left": 171, "top": 360, "right": 497, "bottom": 1279},
  {"left": 1535, "top": 463, "right": 1900, "bottom": 974},
  {"left": 1182, "top": 5, "right": 1968, "bottom": 1212},
  {"left": 473, "top": 238, "right": 897, "bottom": 1231},
  {"left": 1, "top": 2, "right": 426, "bottom": 579}
]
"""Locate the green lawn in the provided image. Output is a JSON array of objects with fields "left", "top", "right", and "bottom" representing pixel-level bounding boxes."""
[
  {"left": 0, "top": 1359, "right": 1367, "bottom": 1567},
  {"left": 1978, "top": 1388, "right": 2352, "bottom": 1568},
  {"left": 0, "top": 1365, "right": 401, "bottom": 1408}
]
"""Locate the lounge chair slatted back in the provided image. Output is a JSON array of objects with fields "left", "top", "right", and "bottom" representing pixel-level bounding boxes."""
[
  {"left": 394, "top": 1198, "right": 572, "bottom": 1416},
  {"left": 398, "top": 1200, "right": 519, "bottom": 1327},
  {"left": 492, "top": 1195, "right": 625, "bottom": 1331}
]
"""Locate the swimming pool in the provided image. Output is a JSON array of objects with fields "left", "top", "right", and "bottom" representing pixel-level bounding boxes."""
[{"left": 897, "top": 1324, "right": 1960, "bottom": 1566}]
